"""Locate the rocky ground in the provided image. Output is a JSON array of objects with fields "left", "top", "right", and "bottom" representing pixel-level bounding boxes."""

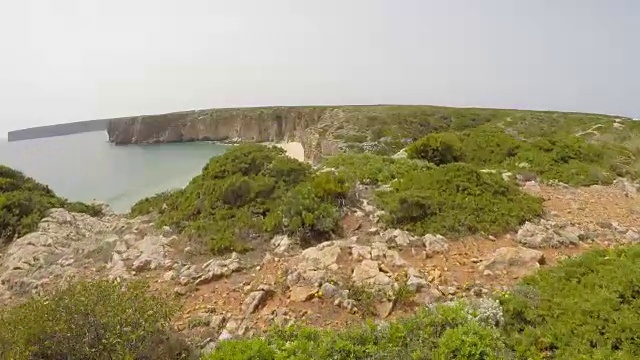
[{"left": 1, "top": 179, "right": 639, "bottom": 352}]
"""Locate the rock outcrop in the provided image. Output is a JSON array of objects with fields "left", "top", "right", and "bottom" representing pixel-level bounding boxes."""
[
  {"left": 0, "top": 207, "right": 243, "bottom": 303},
  {"left": 106, "top": 107, "right": 356, "bottom": 163}
]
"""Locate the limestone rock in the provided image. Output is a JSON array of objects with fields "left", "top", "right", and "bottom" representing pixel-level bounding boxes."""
[
  {"left": 479, "top": 247, "right": 546, "bottom": 277},
  {"left": 319, "top": 282, "right": 340, "bottom": 299},
  {"left": 190, "top": 254, "right": 243, "bottom": 286},
  {"left": 625, "top": 230, "right": 640, "bottom": 243},
  {"left": 614, "top": 178, "right": 638, "bottom": 198},
  {"left": 242, "top": 290, "right": 268, "bottom": 317},
  {"left": 375, "top": 300, "right": 395, "bottom": 318},
  {"left": 352, "top": 260, "right": 394, "bottom": 289},
  {"left": 422, "top": 234, "right": 449, "bottom": 258},
  {"left": 381, "top": 229, "right": 414, "bottom": 247},
  {"left": 406, "top": 275, "right": 428, "bottom": 292},
  {"left": 286, "top": 240, "right": 347, "bottom": 286},
  {"left": 517, "top": 221, "right": 583, "bottom": 248},
  {"left": 271, "top": 235, "right": 294, "bottom": 254},
  {"left": 289, "top": 286, "right": 317, "bottom": 302}
]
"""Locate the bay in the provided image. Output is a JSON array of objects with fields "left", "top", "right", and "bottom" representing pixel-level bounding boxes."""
[{"left": 0, "top": 131, "right": 228, "bottom": 213}]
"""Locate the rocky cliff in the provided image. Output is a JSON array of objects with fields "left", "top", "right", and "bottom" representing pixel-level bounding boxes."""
[
  {"left": 8, "top": 119, "right": 111, "bottom": 142},
  {"left": 106, "top": 106, "right": 357, "bottom": 163}
]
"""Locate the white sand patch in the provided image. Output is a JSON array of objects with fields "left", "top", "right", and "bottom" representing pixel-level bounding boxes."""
[{"left": 261, "top": 141, "right": 306, "bottom": 162}]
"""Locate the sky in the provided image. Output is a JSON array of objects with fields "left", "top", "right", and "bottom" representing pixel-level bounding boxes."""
[{"left": 0, "top": 0, "right": 638, "bottom": 136}]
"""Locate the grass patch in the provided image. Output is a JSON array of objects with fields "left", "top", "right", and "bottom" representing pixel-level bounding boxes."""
[{"left": 0, "top": 165, "right": 102, "bottom": 244}]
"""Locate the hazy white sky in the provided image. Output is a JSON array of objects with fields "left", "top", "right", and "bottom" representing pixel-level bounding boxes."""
[{"left": 0, "top": 0, "right": 638, "bottom": 136}]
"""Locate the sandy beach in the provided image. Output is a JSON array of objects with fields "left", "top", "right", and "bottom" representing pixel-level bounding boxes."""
[{"left": 269, "top": 141, "right": 306, "bottom": 162}]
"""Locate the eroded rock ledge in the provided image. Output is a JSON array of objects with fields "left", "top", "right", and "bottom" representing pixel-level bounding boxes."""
[{"left": 106, "top": 106, "right": 352, "bottom": 163}]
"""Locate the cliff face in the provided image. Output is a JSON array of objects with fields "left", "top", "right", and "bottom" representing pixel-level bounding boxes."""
[
  {"left": 8, "top": 119, "right": 111, "bottom": 142},
  {"left": 107, "top": 107, "right": 349, "bottom": 163}
]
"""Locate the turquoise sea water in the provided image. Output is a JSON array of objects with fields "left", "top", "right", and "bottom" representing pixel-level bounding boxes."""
[{"left": 0, "top": 132, "right": 228, "bottom": 213}]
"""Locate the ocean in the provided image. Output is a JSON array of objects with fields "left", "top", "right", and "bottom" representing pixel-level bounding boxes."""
[{"left": 0, "top": 131, "right": 228, "bottom": 213}]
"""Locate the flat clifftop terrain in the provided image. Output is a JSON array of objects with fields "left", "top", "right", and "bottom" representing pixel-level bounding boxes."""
[{"left": 2, "top": 105, "right": 640, "bottom": 359}]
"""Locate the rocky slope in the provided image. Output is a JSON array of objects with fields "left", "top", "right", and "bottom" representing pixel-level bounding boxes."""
[{"left": 2, "top": 179, "right": 639, "bottom": 352}]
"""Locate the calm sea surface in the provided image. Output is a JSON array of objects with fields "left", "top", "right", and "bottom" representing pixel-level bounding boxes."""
[{"left": 0, "top": 131, "right": 228, "bottom": 213}]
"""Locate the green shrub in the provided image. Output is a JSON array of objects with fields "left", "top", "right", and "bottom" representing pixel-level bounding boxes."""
[
  {"left": 0, "top": 165, "right": 102, "bottom": 243},
  {"left": 203, "top": 303, "right": 503, "bottom": 360},
  {"left": 322, "top": 153, "right": 434, "bottom": 185},
  {"left": 131, "top": 144, "right": 353, "bottom": 254},
  {"left": 500, "top": 244, "right": 640, "bottom": 359},
  {"left": 403, "top": 125, "right": 639, "bottom": 186},
  {"left": 205, "top": 339, "right": 276, "bottom": 360},
  {"left": 130, "top": 190, "right": 178, "bottom": 218},
  {"left": 376, "top": 163, "right": 543, "bottom": 236},
  {"left": 265, "top": 171, "right": 353, "bottom": 242},
  {"left": 460, "top": 127, "right": 523, "bottom": 166},
  {"left": 506, "top": 136, "right": 625, "bottom": 186},
  {"left": 406, "top": 132, "right": 464, "bottom": 165},
  {"left": 0, "top": 279, "right": 189, "bottom": 360},
  {"left": 437, "top": 321, "right": 506, "bottom": 360}
]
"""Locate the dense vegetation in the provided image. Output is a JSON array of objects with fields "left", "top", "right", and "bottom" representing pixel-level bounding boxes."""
[
  {"left": 205, "top": 302, "right": 507, "bottom": 360},
  {"left": 0, "top": 280, "right": 192, "bottom": 360},
  {"left": 500, "top": 245, "right": 640, "bottom": 359},
  {"left": 375, "top": 163, "right": 544, "bottom": 236},
  {"left": 0, "top": 165, "right": 102, "bottom": 244},
  {"left": 130, "top": 144, "right": 353, "bottom": 254},
  {"left": 404, "top": 127, "right": 637, "bottom": 186},
  {"left": 320, "top": 105, "right": 640, "bottom": 158},
  {"left": 131, "top": 140, "right": 548, "bottom": 252},
  {"left": 322, "top": 153, "right": 433, "bottom": 185}
]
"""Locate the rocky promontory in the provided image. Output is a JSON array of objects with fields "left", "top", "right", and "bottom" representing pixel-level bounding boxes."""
[{"left": 106, "top": 106, "right": 351, "bottom": 163}]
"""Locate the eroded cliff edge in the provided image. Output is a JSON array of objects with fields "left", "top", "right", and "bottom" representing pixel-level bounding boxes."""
[{"left": 106, "top": 106, "right": 353, "bottom": 163}]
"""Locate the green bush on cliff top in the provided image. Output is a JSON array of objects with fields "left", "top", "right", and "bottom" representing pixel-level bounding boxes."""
[
  {"left": 375, "top": 162, "right": 543, "bottom": 236},
  {"left": 0, "top": 165, "right": 102, "bottom": 244},
  {"left": 322, "top": 153, "right": 434, "bottom": 185},
  {"left": 131, "top": 144, "right": 353, "bottom": 254},
  {"left": 405, "top": 127, "right": 636, "bottom": 186}
]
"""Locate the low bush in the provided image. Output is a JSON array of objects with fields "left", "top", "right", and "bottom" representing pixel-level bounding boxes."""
[
  {"left": 130, "top": 190, "right": 178, "bottom": 218},
  {"left": 405, "top": 132, "right": 464, "bottom": 165},
  {"left": 265, "top": 171, "right": 353, "bottom": 243},
  {"left": 0, "top": 165, "right": 102, "bottom": 244},
  {"left": 500, "top": 244, "right": 640, "bottom": 359},
  {"left": 0, "top": 279, "right": 191, "bottom": 360},
  {"left": 130, "top": 145, "right": 353, "bottom": 254},
  {"left": 406, "top": 127, "right": 638, "bottom": 186},
  {"left": 202, "top": 303, "right": 506, "bottom": 360},
  {"left": 375, "top": 163, "right": 543, "bottom": 236},
  {"left": 322, "top": 153, "right": 433, "bottom": 185}
]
